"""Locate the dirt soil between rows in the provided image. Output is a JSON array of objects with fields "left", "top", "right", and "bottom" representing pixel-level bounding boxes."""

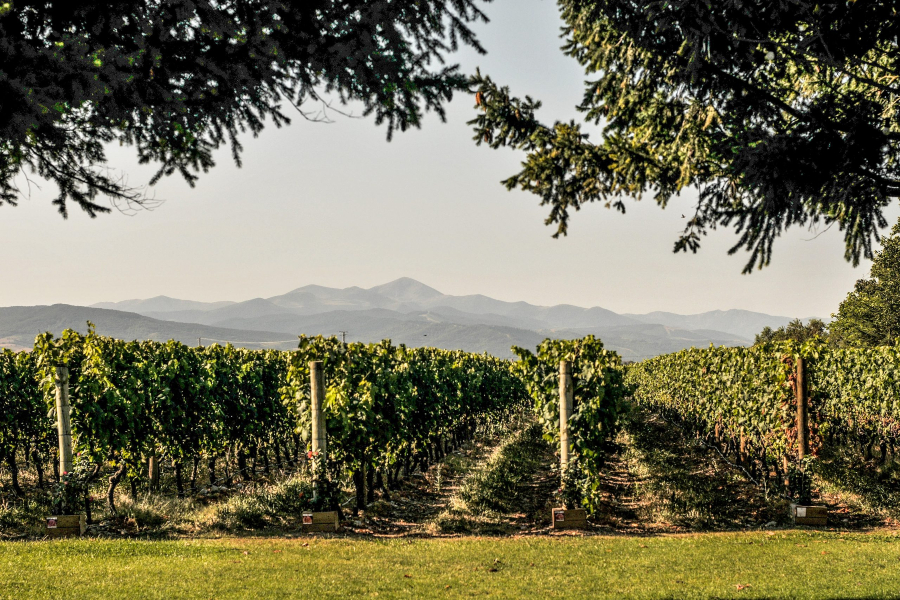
[
  {"left": 31, "top": 407, "right": 897, "bottom": 542},
  {"left": 337, "top": 409, "right": 900, "bottom": 539}
]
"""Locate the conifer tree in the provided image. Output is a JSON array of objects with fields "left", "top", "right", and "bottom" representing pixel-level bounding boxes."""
[
  {"left": 0, "top": 0, "right": 487, "bottom": 216},
  {"left": 470, "top": 1, "right": 900, "bottom": 272}
]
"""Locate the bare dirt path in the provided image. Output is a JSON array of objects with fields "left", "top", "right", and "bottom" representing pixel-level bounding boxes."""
[{"left": 344, "top": 420, "right": 561, "bottom": 537}]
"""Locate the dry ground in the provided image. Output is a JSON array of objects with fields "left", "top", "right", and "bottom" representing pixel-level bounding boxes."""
[
  {"left": 339, "top": 407, "right": 900, "bottom": 538},
  {"left": 4, "top": 405, "right": 898, "bottom": 541}
]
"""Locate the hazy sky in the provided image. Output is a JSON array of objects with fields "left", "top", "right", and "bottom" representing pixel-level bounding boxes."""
[{"left": 3, "top": 0, "right": 897, "bottom": 317}]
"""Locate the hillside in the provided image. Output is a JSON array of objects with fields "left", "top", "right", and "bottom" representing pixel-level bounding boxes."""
[
  {"left": 622, "top": 309, "right": 806, "bottom": 340},
  {"left": 0, "top": 303, "right": 752, "bottom": 360},
  {"left": 0, "top": 277, "right": 811, "bottom": 358},
  {"left": 558, "top": 323, "right": 749, "bottom": 361},
  {"left": 92, "top": 277, "right": 804, "bottom": 338},
  {"left": 0, "top": 305, "right": 298, "bottom": 351}
]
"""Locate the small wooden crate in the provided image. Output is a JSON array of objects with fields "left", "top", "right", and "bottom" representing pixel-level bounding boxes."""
[
  {"left": 551, "top": 508, "right": 587, "bottom": 530},
  {"left": 301, "top": 511, "right": 339, "bottom": 533},
  {"left": 790, "top": 504, "right": 828, "bottom": 526},
  {"left": 46, "top": 515, "right": 86, "bottom": 538}
]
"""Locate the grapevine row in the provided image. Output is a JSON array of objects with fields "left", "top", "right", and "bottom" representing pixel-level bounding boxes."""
[
  {"left": 626, "top": 342, "right": 900, "bottom": 470},
  {"left": 1, "top": 327, "right": 527, "bottom": 515},
  {"left": 282, "top": 335, "right": 528, "bottom": 510},
  {"left": 512, "top": 336, "right": 628, "bottom": 508}
]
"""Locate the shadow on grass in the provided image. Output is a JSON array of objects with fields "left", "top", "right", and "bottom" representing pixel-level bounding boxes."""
[
  {"left": 432, "top": 421, "right": 556, "bottom": 534},
  {"left": 812, "top": 444, "right": 900, "bottom": 527},
  {"left": 619, "top": 408, "right": 787, "bottom": 530}
]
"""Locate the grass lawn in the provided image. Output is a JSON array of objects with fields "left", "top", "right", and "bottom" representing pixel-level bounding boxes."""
[{"left": 1, "top": 531, "right": 899, "bottom": 599}]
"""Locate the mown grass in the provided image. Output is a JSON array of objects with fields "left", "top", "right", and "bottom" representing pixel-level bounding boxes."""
[
  {"left": 2, "top": 531, "right": 899, "bottom": 599},
  {"left": 456, "top": 421, "right": 548, "bottom": 515},
  {"left": 432, "top": 421, "right": 551, "bottom": 533}
]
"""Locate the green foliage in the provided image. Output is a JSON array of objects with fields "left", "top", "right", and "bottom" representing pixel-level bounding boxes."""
[
  {"left": 627, "top": 345, "right": 796, "bottom": 462},
  {"left": 557, "top": 455, "right": 587, "bottom": 510},
  {"left": 6, "top": 326, "right": 527, "bottom": 513},
  {"left": 807, "top": 345, "right": 900, "bottom": 445},
  {"left": 621, "top": 407, "right": 789, "bottom": 529},
  {"left": 307, "top": 451, "right": 342, "bottom": 513},
  {"left": 513, "top": 337, "right": 627, "bottom": 473},
  {"left": 212, "top": 476, "right": 319, "bottom": 531},
  {"left": 755, "top": 318, "right": 829, "bottom": 345},
  {"left": 0, "top": 1, "right": 488, "bottom": 216},
  {"left": 470, "top": 1, "right": 900, "bottom": 272},
  {"left": 0, "top": 496, "right": 49, "bottom": 535},
  {"left": 0, "top": 349, "right": 48, "bottom": 476},
  {"left": 50, "top": 459, "right": 93, "bottom": 516},
  {"left": 831, "top": 218, "right": 900, "bottom": 347},
  {"left": 281, "top": 335, "right": 528, "bottom": 486},
  {"left": 512, "top": 336, "right": 628, "bottom": 512},
  {"left": 628, "top": 341, "right": 900, "bottom": 464},
  {"left": 457, "top": 422, "right": 546, "bottom": 515},
  {"left": 30, "top": 325, "right": 296, "bottom": 479}
]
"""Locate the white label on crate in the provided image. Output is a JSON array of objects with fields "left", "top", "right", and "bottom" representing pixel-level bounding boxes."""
[
  {"left": 796, "top": 507, "right": 807, "bottom": 518},
  {"left": 554, "top": 511, "right": 565, "bottom": 522},
  {"left": 302, "top": 514, "right": 313, "bottom": 525},
  {"left": 47, "top": 518, "right": 58, "bottom": 528}
]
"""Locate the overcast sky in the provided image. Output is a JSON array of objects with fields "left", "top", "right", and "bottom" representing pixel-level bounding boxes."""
[{"left": 2, "top": 0, "right": 896, "bottom": 318}]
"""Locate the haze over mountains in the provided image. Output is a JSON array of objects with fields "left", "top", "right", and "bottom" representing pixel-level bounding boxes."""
[{"left": 1, "top": 278, "right": 810, "bottom": 359}]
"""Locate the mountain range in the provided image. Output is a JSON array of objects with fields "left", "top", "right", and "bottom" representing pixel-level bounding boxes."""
[{"left": 1, "top": 278, "right": 811, "bottom": 360}]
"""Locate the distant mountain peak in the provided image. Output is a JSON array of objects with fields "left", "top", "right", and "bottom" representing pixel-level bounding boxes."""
[
  {"left": 75, "top": 278, "right": 811, "bottom": 352},
  {"left": 368, "top": 278, "right": 444, "bottom": 303}
]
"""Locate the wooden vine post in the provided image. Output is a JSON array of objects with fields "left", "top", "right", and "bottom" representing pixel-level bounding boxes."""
[
  {"left": 304, "top": 360, "right": 339, "bottom": 532},
  {"left": 790, "top": 355, "right": 827, "bottom": 525},
  {"left": 559, "top": 360, "right": 573, "bottom": 472},
  {"left": 148, "top": 456, "right": 160, "bottom": 490},
  {"left": 795, "top": 356, "right": 809, "bottom": 461},
  {"left": 55, "top": 366, "right": 74, "bottom": 475},
  {"left": 552, "top": 360, "right": 586, "bottom": 529},
  {"left": 310, "top": 361, "right": 327, "bottom": 462},
  {"left": 48, "top": 366, "right": 86, "bottom": 538}
]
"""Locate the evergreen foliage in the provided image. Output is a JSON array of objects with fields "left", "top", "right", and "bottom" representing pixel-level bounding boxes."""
[
  {"left": 469, "top": 1, "right": 900, "bottom": 272},
  {"left": 0, "top": 0, "right": 487, "bottom": 216},
  {"left": 755, "top": 319, "right": 828, "bottom": 345}
]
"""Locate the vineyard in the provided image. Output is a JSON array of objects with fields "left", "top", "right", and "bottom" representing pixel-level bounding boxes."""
[
  {"left": 0, "top": 325, "right": 532, "bottom": 530},
  {"left": 1, "top": 327, "right": 900, "bottom": 538},
  {"left": 627, "top": 343, "right": 900, "bottom": 490},
  {"left": 512, "top": 336, "right": 627, "bottom": 509}
]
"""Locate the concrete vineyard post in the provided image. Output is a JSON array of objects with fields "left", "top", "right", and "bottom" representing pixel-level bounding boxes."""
[
  {"left": 55, "top": 366, "right": 74, "bottom": 475},
  {"left": 559, "top": 360, "right": 574, "bottom": 471},
  {"left": 310, "top": 361, "right": 326, "bottom": 460},
  {"left": 796, "top": 357, "right": 809, "bottom": 461}
]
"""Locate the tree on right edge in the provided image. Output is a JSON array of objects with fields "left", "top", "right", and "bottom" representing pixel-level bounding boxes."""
[{"left": 830, "top": 218, "right": 900, "bottom": 347}]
